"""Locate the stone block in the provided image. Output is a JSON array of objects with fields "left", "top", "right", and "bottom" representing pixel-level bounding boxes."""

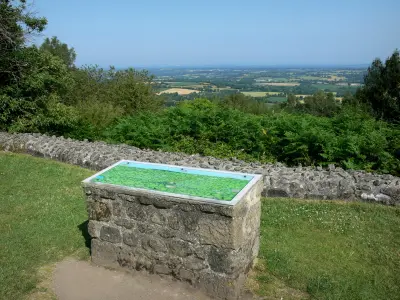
[
  {"left": 83, "top": 161, "right": 263, "bottom": 299},
  {"left": 88, "top": 201, "right": 111, "bottom": 221},
  {"left": 100, "top": 225, "right": 121, "bottom": 243},
  {"left": 123, "top": 231, "right": 140, "bottom": 247},
  {"left": 91, "top": 239, "right": 119, "bottom": 269},
  {"left": 87, "top": 220, "right": 102, "bottom": 238}
]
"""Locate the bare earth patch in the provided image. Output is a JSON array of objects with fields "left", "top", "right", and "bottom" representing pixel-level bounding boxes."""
[
  {"left": 49, "top": 258, "right": 257, "bottom": 300},
  {"left": 27, "top": 263, "right": 58, "bottom": 300}
]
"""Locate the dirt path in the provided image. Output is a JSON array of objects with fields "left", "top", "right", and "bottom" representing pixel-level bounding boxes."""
[{"left": 53, "top": 259, "right": 248, "bottom": 300}]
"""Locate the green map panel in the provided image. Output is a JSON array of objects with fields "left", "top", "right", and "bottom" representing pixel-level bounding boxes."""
[{"left": 92, "top": 165, "right": 249, "bottom": 201}]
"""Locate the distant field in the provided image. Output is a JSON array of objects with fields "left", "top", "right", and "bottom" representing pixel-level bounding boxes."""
[
  {"left": 218, "top": 87, "right": 236, "bottom": 91},
  {"left": 328, "top": 75, "right": 346, "bottom": 81},
  {"left": 259, "top": 82, "right": 300, "bottom": 87},
  {"left": 312, "top": 83, "right": 346, "bottom": 91},
  {"left": 267, "top": 96, "right": 287, "bottom": 103},
  {"left": 299, "top": 75, "right": 325, "bottom": 81},
  {"left": 295, "top": 92, "right": 337, "bottom": 98},
  {"left": 164, "top": 82, "right": 206, "bottom": 89},
  {"left": 242, "top": 91, "right": 280, "bottom": 97},
  {"left": 165, "top": 81, "right": 200, "bottom": 87},
  {"left": 296, "top": 94, "right": 343, "bottom": 101},
  {"left": 256, "top": 77, "right": 289, "bottom": 82},
  {"left": 300, "top": 75, "right": 346, "bottom": 81},
  {"left": 158, "top": 88, "right": 200, "bottom": 95}
]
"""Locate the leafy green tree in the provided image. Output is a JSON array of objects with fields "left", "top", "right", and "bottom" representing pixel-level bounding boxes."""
[
  {"left": 0, "top": 47, "right": 76, "bottom": 133},
  {"left": 0, "top": 0, "right": 47, "bottom": 87},
  {"left": 220, "top": 93, "right": 270, "bottom": 114},
  {"left": 303, "top": 91, "right": 338, "bottom": 117},
  {"left": 356, "top": 50, "right": 400, "bottom": 123},
  {"left": 0, "top": 1, "right": 78, "bottom": 134},
  {"left": 64, "top": 66, "right": 163, "bottom": 133},
  {"left": 287, "top": 94, "right": 298, "bottom": 107},
  {"left": 40, "top": 36, "right": 77, "bottom": 68}
]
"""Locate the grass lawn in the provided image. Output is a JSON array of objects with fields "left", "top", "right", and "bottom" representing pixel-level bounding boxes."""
[
  {"left": 1, "top": 152, "right": 399, "bottom": 299},
  {"left": 0, "top": 152, "right": 93, "bottom": 299},
  {"left": 255, "top": 199, "right": 400, "bottom": 300}
]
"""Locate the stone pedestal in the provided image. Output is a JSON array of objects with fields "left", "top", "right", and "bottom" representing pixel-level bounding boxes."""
[{"left": 83, "top": 163, "right": 262, "bottom": 300}]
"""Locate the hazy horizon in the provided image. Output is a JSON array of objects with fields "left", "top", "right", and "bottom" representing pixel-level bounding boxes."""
[
  {"left": 126, "top": 63, "right": 371, "bottom": 69},
  {"left": 35, "top": 0, "right": 400, "bottom": 67}
]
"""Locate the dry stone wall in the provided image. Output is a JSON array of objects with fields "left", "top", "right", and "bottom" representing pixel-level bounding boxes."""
[{"left": 1, "top": 132, "right": 399, "bottom": 205}]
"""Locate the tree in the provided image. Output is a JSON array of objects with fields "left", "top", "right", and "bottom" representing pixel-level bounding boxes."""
[
  {"left": 0, "top": 1, "right": 78, "bottom": 134},
  {"left": 0, "top": 0, "right": 47, "bottom": 86},
  {"left": 40, "top": 36, "right": 76, "bottom": 68},
  {"left": 302, "top": 91, "right": 338, "bottom": 117},
  {"left": 287, "top": 94, "right": 298, "bottom": 107},
  {"left": 220, "top": 93, "right": 270, "bottom": 115},
  {"left": 356, "top": 50, "right": 400, "bottom": 123}
]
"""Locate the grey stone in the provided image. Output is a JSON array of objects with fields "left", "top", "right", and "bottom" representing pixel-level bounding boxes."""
[
  {"left": 166, "top": 213, "right": 180, "bottom": 230},
  {"left": 376, "top": 193, "right": 392, "bottom": 204},
  {"left": 207, "top": 247, "right": 231, "bottom": 273},
  {"left": 153, "top": 264, "right": 172, "bottom": 275},
  {"left": 158, "top": 227, "right": 176, "bottom": 239},
  {"left": 87, "top": 220, "right": 102, "bottom": 238},
  {"left": 126, "top": 201, "right": 148, "bottom": 221},
  {"left": 114, "top": 218, "right": 135, "bottom": 229},
  {"left": 179, "top": 268, "right": 195, "bottom": 282},
  {"left": 137, "top": 222, "right": 157, "bottom": 234},
  {"left": 197, "top": 215, "right": 232, "bottom": 248},
  {"left": 91, "top": 239, "right": 119, "bottom": 269},
  {"left": 144, "top": 238, "right": 166, "bottom": 253},
  {"left": 267, "top": 188, "right": 289, "bottom": 197},
  {"left": 181, "top": 211, "right": 200, "bottom": 231},
  {"left": 88, "top": 201, "right": 111, "bottom": 221},
  {"left": 381, "top": 186, "right": 400, "bottom": 204},
  {"left": 112, "top": 201, "right": 124, "bottom": 217},
  {"left": 150, "top": 210, "right": 166, "bottom": 225},
  {"left": 100, "top": 226, "right": 121, "bottom": 244},
  {"left": 184, "top": 255, "right": 206, "bottom": 271},
  {"left": 123, "top": 232, "right": 139, "bottom": 247},
  {"left": 169, "top": 239, "right": 192, "bottom": 257}
]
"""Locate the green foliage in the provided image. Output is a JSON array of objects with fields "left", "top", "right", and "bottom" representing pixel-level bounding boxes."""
[
  {"left": 40, "top": 36, "right": 77, "bottom": 68},
  {"left": 0, "top": 47, "right": 78, "bottom": 134},
  {"left": 220, "top": 93, "right": 272, "bottom": 115},
  {"left": 0, "top": 0, "right": 47, "bottom": 87},
  {"left": 269, "top": 109, "right": 400, "bottom": 173},
  {"left": 8, "top": 95, "right": 80, "bottom": 135},
  {"left": 0, "top": 1, "right": 79, "bottom": 136},
  {"left": 105, "top": 99, "right": 400, "bottom": 174},
  {"left": 65, "top": 66, "right": 163, "bottom": 131},
  {"left": 356, "top": 50, "right": 400, "bottom": 123},
  {"left": 289, "top": 91, "right": 339, "bottom": 117},
  {"left": 106, "top": 99, "right": 276, "bottom": 162},
  {"left": 287, "top": 94, "right": 298, "bottom": 107}
]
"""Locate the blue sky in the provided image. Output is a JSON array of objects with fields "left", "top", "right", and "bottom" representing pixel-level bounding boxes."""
[{"left": 35, "top": 0, "right": 400, "bottom": 67}]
